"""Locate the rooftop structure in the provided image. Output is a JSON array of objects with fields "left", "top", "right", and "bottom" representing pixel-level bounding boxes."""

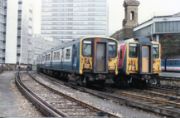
[
  {"left": 134, "top": 14, "right": 180, "bottom": 38},
  {"left": 134, "top": 13, "right": 180, "bottom": 58}
]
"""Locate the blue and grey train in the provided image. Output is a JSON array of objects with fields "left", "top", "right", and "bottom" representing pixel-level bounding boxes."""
[
  {"left": 161, "top": 59, "right": 180, "bottom": 72},
  {"left": 36, "top": 36, "right": 118, "bottom": 86}
]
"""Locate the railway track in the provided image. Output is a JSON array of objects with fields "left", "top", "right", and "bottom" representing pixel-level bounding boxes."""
[
  {"left": 35, "top": 72, "right": 180, "bottom": 118},
  {"left": 16, "top": 72, "right": 118, "bottom": 118},
  {"left": 159, "top": 76, "right": 180, "bottom": 88},
  {"left": 149, "top": 84, "right": 180, "bottom": 96}
]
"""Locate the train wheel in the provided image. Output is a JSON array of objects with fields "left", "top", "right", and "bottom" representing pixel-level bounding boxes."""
[
  {"left": 64, "top": 74, "right": 69, "bottom": 82},
  {"left": 59, "top": 73, "right": 63, "bottom": 79},
  {"left": 148, "top": 78, "right": 160, "bottom": 86},
  {"left": 61, "top": 73, "right": 67, "bottom": 81},
  {"left": 76, "top": 76, "right": 84, "bottom": 86},
  {"left": 82, "top": 76, "right": 91, "bottom": 87}
]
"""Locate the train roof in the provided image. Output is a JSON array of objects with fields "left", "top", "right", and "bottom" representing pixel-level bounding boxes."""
[
  {"left": 81, "top": 36, "right": 117, "bottom": 42},
  {"left": 120, "top": 37, "right": 160, "bottom": 44},
  {"left": 39, "top": 36, "right": 117, "bottom": 55}
]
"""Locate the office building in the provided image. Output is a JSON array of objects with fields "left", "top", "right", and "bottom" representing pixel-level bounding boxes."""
[
  {"left": 0, "top": 0, "right": 6, "bottom": 63},
  {"left": 0, "top": 0, "right": 33, "bottom": 64},
  {"left": 41, "top": 0, "right": 108, "bottom": 42}
]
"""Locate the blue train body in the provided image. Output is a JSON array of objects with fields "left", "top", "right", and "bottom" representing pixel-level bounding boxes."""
[
  {"left": 37, "top": 40, "right": 81, "bottom": 74},
  {"left": 36, "top": 37, "right": 118, "bottom": 86},
  {"left": 161, "top": 59, "right": 180, "bottom": 72}
]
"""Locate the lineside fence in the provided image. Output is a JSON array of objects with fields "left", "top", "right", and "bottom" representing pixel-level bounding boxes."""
[{"left": 0, "top": 63, "right": 32, "bottom": 73}]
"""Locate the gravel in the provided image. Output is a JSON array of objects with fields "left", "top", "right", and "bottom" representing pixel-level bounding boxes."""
[
  {"left": 34, "top": 73, "right": 164, "bottom": 118},
  {"left": 0, "top": 71, "right": 43, "bottom": 117}
]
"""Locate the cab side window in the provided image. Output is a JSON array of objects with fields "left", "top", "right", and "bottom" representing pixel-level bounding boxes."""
[{"left": 129, "top": 44, "right": 138, "bottom": 58}]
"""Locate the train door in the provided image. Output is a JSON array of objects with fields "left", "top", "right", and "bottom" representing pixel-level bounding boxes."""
[
  {"left": 96, "top": 43, "right": 107, "bottom": 72},
  {"left": 72, "top": 44, "right": 78, "bottom": 70},
  {"left": 50, "top": 51, "right": 53, "bottom": 67},
  {"left": 60, "top": 49, "right": 63, "bottom": 69},
  {"left": 142, "top": 46, "right": 150, "bottom": 73}
]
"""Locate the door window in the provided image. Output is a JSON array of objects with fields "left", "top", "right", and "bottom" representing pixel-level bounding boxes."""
[{"left": 142, "top": 47, "right": 149, "bottom": 57}]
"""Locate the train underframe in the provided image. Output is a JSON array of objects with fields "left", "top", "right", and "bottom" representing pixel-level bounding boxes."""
[
  {"left": 114, "top": 73, "right": 160, "bottom": 88},
  {"left": 38, "top": 67, "right": 113, "bottom": 87}
]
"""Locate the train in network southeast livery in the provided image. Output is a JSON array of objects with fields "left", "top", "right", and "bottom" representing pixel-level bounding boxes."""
[
  {"left": 161, "top": 59, "right": 180, "bottom": 72},
  {"left": 36, "top": 36, "right": 118, "bottom": 86},
  {"left": 114, "top": 37, "right": 161, "bottom": 87}
]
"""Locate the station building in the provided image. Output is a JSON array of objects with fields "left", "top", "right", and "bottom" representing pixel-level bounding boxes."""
[
  {"left": 41, "top": 0, "right": 108, "bottom": 42},
  {"left": 0, "top": 0, "right": 33, "bottom": 64},
  {"left": 134, "top": 13, "right": 180, "bottom": 58}
]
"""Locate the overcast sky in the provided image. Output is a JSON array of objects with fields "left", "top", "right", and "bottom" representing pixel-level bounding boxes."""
[{"left": 32, "top": 0, "right": 180, "bottom": 35}]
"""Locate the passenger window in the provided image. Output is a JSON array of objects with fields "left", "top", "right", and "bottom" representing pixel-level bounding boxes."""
[
  {"left": 48, "top": 54, "right": 51, "bottom": 61},
  {"left": 66, "top": 49, "right": 70, "bottom": 60},
  {"left": 53, "top": 52, "right": 60, "bottom": 60},
  {"left": 83, "top": 41, "right": 92, "bottom": 56},
  {"left": 53, "top": 52, "right": 56, "bottom": 60},
  {"left": 153, "top": 45, "right": 159, "bottom": 58},
  {"left": 129, "top": 44, "right": 137, "bottom": 58},
  {"left": 57, "top": 52, "right": 60, "bottom": 60}
]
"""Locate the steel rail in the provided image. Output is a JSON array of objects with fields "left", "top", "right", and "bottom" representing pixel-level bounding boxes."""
[
  {"left": 36, "top": 72, "right": 180, "bottom": 118},
  {"left": 128, "top": 88, "right": 180, "bottom": 102},
  {"left": 149, "top": 84, "right": 180, "bottom": 96},
  {"left": 28, "top": 72, "right": 119, "bottom": 118},
  {"left": 79, "top": 86, "right": 180, "bottom": 118},
  {"left": 15, "top": 72, "right": 67, "bottom": 117}
]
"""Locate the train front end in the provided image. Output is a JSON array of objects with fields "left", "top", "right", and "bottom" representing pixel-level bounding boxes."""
[
  {"left": 127, "top": 37, "right": 161, "bottom": 86},
  {"left": 117, "top": 37, "right": 161, "bottom": 87},
  {"left": 80, "top": 37, "right": 118, "bottom": 85}
]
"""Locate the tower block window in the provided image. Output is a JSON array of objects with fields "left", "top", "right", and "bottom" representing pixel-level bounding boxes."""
[{"left": 130, "top": 11, "right": 135, "bottom": 20}]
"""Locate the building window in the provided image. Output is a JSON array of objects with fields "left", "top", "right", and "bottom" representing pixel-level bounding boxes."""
[
  {"left": 18, "top": 27, "right": 21, "bottom": 30},
  {"left": 18, "top": 10, "right": 22, "bottom": 14},
  {"left": 130, "top": 11, "right": 134, "bottom": 20},
  {"left": 17, "top": 53, "right": 21, "bottom": 56},
  {"left": 18, "top": 1, "right": 22, "bottom": 4},
  {"left": 17, "top": 36, "right": 21, "bottom": 39}
]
